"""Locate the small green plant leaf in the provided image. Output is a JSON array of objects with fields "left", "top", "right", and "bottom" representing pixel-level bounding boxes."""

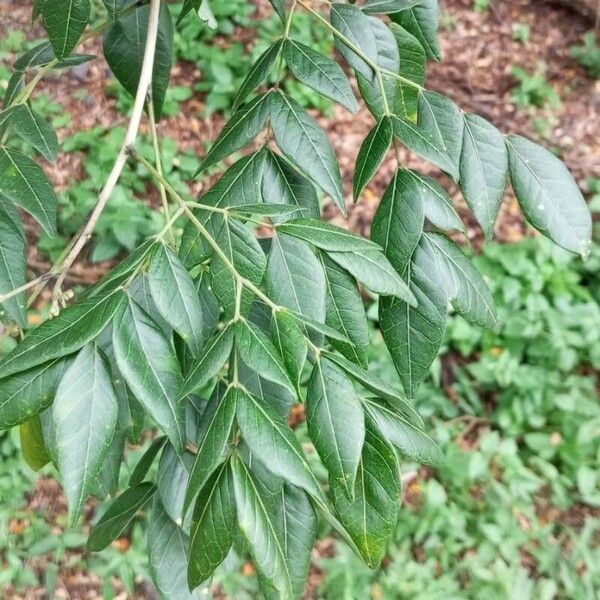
[
  {"left": 11, "top": 104, "right": 58, "bottom": 161},
  {"left": 42, "top": 0, "right": 90, "bottom": 59},
  {"left": 390, "top": 0, "right": 440, "bottom": 61}
]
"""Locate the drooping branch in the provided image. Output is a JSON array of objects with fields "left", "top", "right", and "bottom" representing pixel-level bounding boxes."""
[{"left": 50, "top": 0, "right": 163, "bottom": 309}]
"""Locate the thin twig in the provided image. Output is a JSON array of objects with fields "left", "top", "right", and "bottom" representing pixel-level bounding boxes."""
[{"left": 50, "top": 0, "right": 163, "bottom": 312}]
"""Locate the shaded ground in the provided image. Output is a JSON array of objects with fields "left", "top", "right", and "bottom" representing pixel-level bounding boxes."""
[{"left": 1, "top": 0, "right": 600, "bottom": 598}]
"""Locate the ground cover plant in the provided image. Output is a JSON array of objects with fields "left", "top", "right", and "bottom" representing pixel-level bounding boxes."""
[{"left": 0, "top": 0, "right": 594, "bottom": 598}]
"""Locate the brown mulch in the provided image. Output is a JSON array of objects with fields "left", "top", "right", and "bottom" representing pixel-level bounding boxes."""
[{"left": 1, "top": 0, "right": 600, "bottom": 599}]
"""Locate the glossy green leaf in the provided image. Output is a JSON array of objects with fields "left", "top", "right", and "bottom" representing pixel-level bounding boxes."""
[
  {"left": 331, "top": 427, "right": 400, "bottom": 568},
  {"left": 183, "top": 385, "right": 236, "bottom": 515},
  {"left": 271, "top": 310, "right": 307, "bottom": 394},
  {"left": 506, "top": 134, "right": 592, "bottom": 258},
  {"left": 276, "top": 219, "right": 380, "bottom": 252},
  {"left": 371, "top": 169, "right": 425, "bottom": 277},
  {"left": 0, "top": 357, "right": 72, "bottom": 430},
  {"left": 327, "top": 249, "right": 416, "bottom": 303},
  {"left": 181, "top": 325, "right": 234, "bottom": 397},
  {"left": 425, "top": 233, "right": 497, "bottom": 329},
  {"left": 234, "top": 41, "right": 282, "bottom": 109},
  {"left": 20, "top": 415, "right": 51, "bottom": 471},
  {"left": 103, "top": 3, "right": 173, "bottom": 119},
  {"left": 0, "top": 146, "right": 57, "bottom": 235},
  {"left": 404, "top": 170, "right": 465, "bottom": 233},
  {"left": 320, "top": 253, "right": 369, "bottom": 368},
  {"left": 42, "top": 0, "right": 90, "bottom": 59},
  {"left": 363, "top": 0, "right": 422, "bottom": 14},
  {"left": 11, "top": 104, "right": 58, "bottom": 161},
  {"left": 0, "top": 201, "right": 26, "bottom": 326},
  {"left": 188, "top": 462, "right": 236, "bottom": 588},
  {"left": 353, "top": 116, "right": 393, "bottom": 201},
  {"left": 364, "top": 397, "right": 442, "bottom": 463},
  {"left": 283, "top": 39, "right": 358, "bottom": 113},
  {"left": 270, "top": 91, "right": 345, "bottom": 214},
  {"left": 321, "top": 350, "right": 422, "bottom": 427},
  {"left": 330, "top": 3, "right": 378, "bottom": 79},
  {"left": 266, "top": 233, "right": 326, "bottom": 324},
  {"left": 307, "top": 358, "right": 365, "bottom": 498},
  {"left": 0, "top": 288, "right": 124, "bottom": 379},
  {"left": 269, "top": 0, "right": 286, "bottom": 22},
  {"left": 460, "top": 114, "right": 508, "bottom": 238},
  {"left": 390, "top": 24, "right": 425, "bottom": 121},
  {"left": 113, "top": 297, "right": 186, "bottom": 454},
  {"left": 87, "top": 482, "right": 156, "bottom": 551},
  {"left": 232, "top": 457, "right": 295, "bottom": 600},
  {"left": 53, "top": 344, "right": 118, "bottom": 524},
  {"left": 235, "top": 387, "right": 320, "bottom": 498},
  {"left": 379, "top": 236, "right": 447, "bottom": 398},
  {"left": 390, "top": 0, "right": 440, "bottom": 61},
  {"left": 230, "top": 203, "right": 304, "bottom": 217},
  {"left": 13, "top": 41, "right": 94, "bottom": 70},
  {"left": 211, "top": 218, "right": 266, "bottom": 318},
  {"left": 148, "top": 497, "right": 199, "bottom": 600},
  {"left": 148, "top": 243, "right": 205, "bottom": 356},
  {"left": 101, "top": 0, "right": 133, "bottom": 21},
  {"left": 129, "top": 436, "right": 167, "bottom": 486},
  {"left": 196, "top": 93, "right": 272, "bottom": 175},
  {"left": 392, "top": 90, "right": 464, "bottom": 181},
  {"left": 157, "top": 442, "right": 194, "bottom": 523},
  {"left": 261, "top": 150, "right": 320, "bottom": 221},
  {"left": 236, "top": 319, "right": 294, "bottom": 394}
]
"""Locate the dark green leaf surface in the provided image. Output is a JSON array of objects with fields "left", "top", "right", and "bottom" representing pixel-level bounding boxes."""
[
  {"left": 103, "top": 3, "right": 173, "bottom": 119},
  {"left": 270, "top": 91, "right": 345, "bottom": 214},
  {"left": 148, "top": 498, "right": 197, "bottom": 600},
  {"left": 235, "top": 388, "right": 321, "bottom": 497},
  {"left": 232, "top": 458, "right": 295, "bottom": 600},
  {"left": 353, "top": 116, "right": 393, "bottom": 201},
  {"left": 391, "top": 0, "right": 440, "bottom": 61},
  {"left": 0, "top": 357, "right": 72, "bottom": 430},
  {"left": 390, "top": 24, "right": 425, "bottom": 121},
  {"left": 113, "top": 297, "right": 186, "bottom": 454},
  {"left": 230, "top": 203, "right": 304, "bottom": 217},
  {"left": 327, "top": 249, "right": 416, "bottom": 303},
  {"left": 363, "top": 0, "right": 422, "bottom": 15},
  {"left": 425, "top": 233, "right": 497, "bottom": 329},
  {"left": 196, "top": 93, "right": 272, "bottom": 174},
  {"left": 42, "top": 0, "right": 90, "bottom": 59},
  {"left": 506, "top": 134, "right": 592, "bottom": 258},
  {"left": 276, "top": 219, "right": 380, "bottom": 252},
  {"left": 460, "top": 114, "right": 508, "bottom": 238},
  {"left": 148, "top": 243, "right": 205, "bottom": 356},
  {"left": 261, "top": 150, "right": 320, "bottom": 221},
  {"left": 53, "top": 344, "right": 118, "bottom": 524},
  {"left": 87, "top": 482, "right": 155, "bottom": 551},
  {"left": 271, "top": 310, "right": 307, "bottom": 393},
  {"left": 392, "top": 90, "right": 464, "bottom": 181},
  {"left": 0, "top": 146, "right": 57, "bottom": 235},
  {"left": 331, "top": 427, "right": 400, "bottom": 568},
  {"left": 380, "top": 236, "right": 447, "bottom": 398},
  {"left": 11, "top": 104, "right": 58, "bottom": 161},
  {"left": 371, "top": 169, "right": 425, "bottom": 277},
  {"left": 404, "top": 170, "right": 465, "bottom": 233},
  {"left": 236, "top": 319, "right": 294, "bottom": 394},
  {"left": 183, "top": 385, "right": 236, "bottom": 515},
  {"left": 330, "top": 3, "right": 378, "bottom": 79},
  {"left": 266, "top": 233, "right": 326, "bottom": 324},
  {"left": 306, "top": 358, "right": 365, "bottom": 497},
  {"left": 0, "top": 201, "right": 26, "bottom": 326},
  {"left": 321, "top": 350, "right": 422, "bottom": 427},
  {"left": 188, "top": 463, "right": 236, "bottom": 588},
  {"left": 13, "top": 41, "right": 94, "bottom": 70},
  {"left": 129, "top": 435, "right": 167, "bottom": 486},
  {"left": 0, "top": 288, "right": 124, "bottom": 378},
  {"left": 234, "top": 41, "right": 282, "bottom": 109},
  {"left": 364, "top": 397, "right": 442, "bottom": 463},
  {"left": 283, "top": 39, "right": 358, "bottom": 113},
  {"left": 320, "top": 254, "right": 369, "bottom": 368},
  {"left": 157, "top": 443, "right": 194, "bottom": 523},
  {"left": 101, "top": 0, "right": 134, "bottom": 21},
  {"left": 181, "top": 325, "right": 234, "bottom": 397}
]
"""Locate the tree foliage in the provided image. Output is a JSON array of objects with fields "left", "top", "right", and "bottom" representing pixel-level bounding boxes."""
[{"left": 0, "top": 0, "right": 592, "bottom": 597}]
